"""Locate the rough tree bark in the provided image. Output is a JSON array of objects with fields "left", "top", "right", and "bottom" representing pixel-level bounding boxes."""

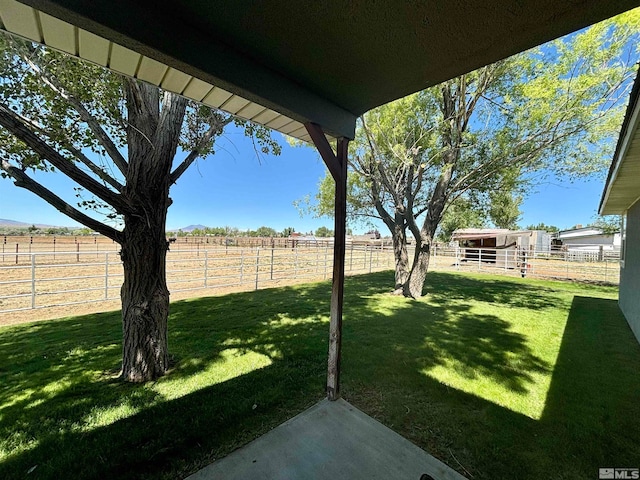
[
  {"left": 391, "top": 219, "right": 410, "bottom": 291},
  {"left": 119, "top": 80, "right": 186, "bottom": 382}
]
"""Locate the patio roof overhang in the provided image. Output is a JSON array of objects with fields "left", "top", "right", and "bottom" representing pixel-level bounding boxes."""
[
  {"left": 1, "top": 0, "right": 638, "bottom": 142},
  {"left": 600, "top": 67, "right": 640, "bottom": 215}
]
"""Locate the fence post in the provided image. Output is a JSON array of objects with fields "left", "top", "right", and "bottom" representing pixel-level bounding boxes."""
[
  {"left": 240, "top": 249, "right": 245, "bottom": 284},
  {"left": 294, "top": 248, "right": 298, "bottom": 278},
  {"left": 432, "top": 243, "right": 436, "bottom": 268},
  {"left": 204, "top": 250, "right": 209, "bottom": 288},
  {"left": 478, "top": 248, "right": 482, "bottom": 271},
  {"left": 324, "top": 246, "right": 329, "bottom": 279},
  {"left": 31, "top": 254, "right": 36, "bottom": 309},
  {"left": 255, "top": 248, "right": 260, "bottom": 290},
  {"left": 15, "top": 243, "right": 18, "bottom": 265},
  {"left": 350, "top": 243, "right": 354, "bottom": 272},
  {"left": 105, "top": 252, "right": 109, "bottom": 299},
  {"left": 76, "top": 243, "right": 80, "bottom": 263},
  {"left": 363, "top": 245, "right": 367, "bottom": 270},
  {"left": 369, "top": 245, "right": 373, "bottom": 273},
  {"left": 270, "top": 247, "right": 274, "bottom": 280}
]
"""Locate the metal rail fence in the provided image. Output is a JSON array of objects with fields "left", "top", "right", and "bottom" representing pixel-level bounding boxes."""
[
  {"left": 0, "top": 245, "right": 620, "bottom": 314},
  {"left": 430, "top": 246, "right": 621, "bottom": 284},
  {"left": 0, "top": 245, "right": 394, "bottom": 313},
  {"left": 0, "top": 235, "right": 380, "bottom": 262}
]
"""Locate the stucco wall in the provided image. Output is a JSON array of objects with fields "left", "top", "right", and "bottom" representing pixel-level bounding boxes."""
[
  {"left": 564, "top": 235, "right": 615, "bottom": 247},
  {"left": 620, "top": 200, "right": 640, "bottom": 344}
]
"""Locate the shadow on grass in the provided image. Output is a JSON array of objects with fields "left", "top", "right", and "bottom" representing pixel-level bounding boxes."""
[
  {"left": 423, "top": 273, "right": 565, "bottom": 311},
  {"left": 534, "top": 295, "right": 640, "bottom": 477},
  {"left": 345, "top": 286, "right": 550, "bottom": 394},
  {"left": 344, "top": 291, "right": 640, "bottom": 479},
  {"left": 0, "top": 271, "right": 634, "bottom": 479}
]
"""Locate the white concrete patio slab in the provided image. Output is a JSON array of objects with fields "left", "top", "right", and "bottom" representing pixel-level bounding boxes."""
[{"left": 186, "top": 398, "right": 467, "bottom": 480}]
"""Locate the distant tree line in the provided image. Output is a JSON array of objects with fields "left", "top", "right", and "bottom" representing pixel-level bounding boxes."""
[
  {"left": 0, "top": 225, "right": 94, "bottom": 236},
  {"left": 166, "top": 225, "right": 338, "bottom": 238}
]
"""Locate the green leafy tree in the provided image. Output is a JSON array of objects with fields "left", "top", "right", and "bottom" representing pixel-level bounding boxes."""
[
  {"left": 589, "top": 215, "right": 621, "bottom": 235},
  {"left": 202, "top": 226, "right": 226, "bottom": 236},
  {"left": 281, "top": 226, "right": 295, "bottom": 237},
  {"left": 315, "top": 226, "right": 334, "bottom": 237},
  {"left": 304, "top": 12, "right": 639, "bottom": 297},
  {"left": 0, "top": 35, "right": 280, "bottom": 381},
  {"left": 525, "top": 223, "right": 559, "bottom": 233},
  {"left": 436, "top": 198, "right": 486, "bottom": 241},
  {"left": 255, "top": 226, "right": 277, "bottom": 237}
]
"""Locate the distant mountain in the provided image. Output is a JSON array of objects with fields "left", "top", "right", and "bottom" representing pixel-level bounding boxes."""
[
  {"left": 0, "top": 218, "right": 58, "bottom": 228},
  {"left": 178, "top": 224, "right": 207, "bottom": 232}
]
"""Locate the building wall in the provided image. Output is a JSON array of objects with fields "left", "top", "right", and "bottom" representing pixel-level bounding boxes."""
[
  {"left": 620, "top": 200, "right": 640, "bottom": 344},
  {"left": 563, "top": 235, "right": 615, "bottom": 249}
]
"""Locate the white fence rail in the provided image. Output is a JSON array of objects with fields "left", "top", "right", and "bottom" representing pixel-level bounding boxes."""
[
  {"left": 0, "top": 245, "right": 394, "bottom": 313},
  {"left": 0, "top": 245, "right": 620, "bottom": 314},
  {"left": 430, "top": 246, "right": 620, "bottom": 283}
]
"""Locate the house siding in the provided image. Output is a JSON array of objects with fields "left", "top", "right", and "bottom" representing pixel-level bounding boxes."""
[{"left": 620, "top": 200, "right": 640, "bottom": 344}]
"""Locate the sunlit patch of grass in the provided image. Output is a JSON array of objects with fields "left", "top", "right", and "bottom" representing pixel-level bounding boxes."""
[
  {"left": 152, "top": 349, "right": 273, "bottom": 400},
  {"left": 78, "top": 402, "right": 141, "bottom": 432}
]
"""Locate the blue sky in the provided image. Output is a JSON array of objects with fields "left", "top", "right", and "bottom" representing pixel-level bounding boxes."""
[{"left": 0, "top": 122, "right": 611, "bottom": 234}]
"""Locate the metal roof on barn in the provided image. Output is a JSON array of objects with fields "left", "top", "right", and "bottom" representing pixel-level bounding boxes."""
[{"left": 0, "top": 0, "right": 637, "bottom": 143}]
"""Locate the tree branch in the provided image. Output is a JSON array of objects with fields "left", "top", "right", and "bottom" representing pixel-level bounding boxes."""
[
  {"left": 1, "top": 158, "right": 123, "bottom": 242},
  {"left": 170, "top": 115, "right": 233, "bottom": 184},
  {"left": 20, "top": 51, "right": 130, "bottom": 176},
  {"left": 10, "top": 109, "right": 124, "bottom": 192},
  {"left": 65, "top": 144, "right": 125, "bottom": 192},
  {"left": 0, "top": 103, "right": 129, "bottom": 213},
  {"left": 369, "top": 168, "right": 395, "bottom": 232},
  {"left": 362, "top": 118, "right": 403, "bottom": 209}
]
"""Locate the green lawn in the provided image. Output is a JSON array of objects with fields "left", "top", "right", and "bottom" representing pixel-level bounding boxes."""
[{"left": 1, "top": 271, "right": 639, "bottom": 479}]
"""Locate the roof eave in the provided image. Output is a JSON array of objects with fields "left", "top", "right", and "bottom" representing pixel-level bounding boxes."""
[
  {"left": 599, "top": 66, "right": 640, "bottom": 215},
  {"left": 16, "top": 0, "right": 357, "bottom": 140}
]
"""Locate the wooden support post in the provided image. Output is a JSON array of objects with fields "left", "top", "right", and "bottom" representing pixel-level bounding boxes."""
[{"left": 306, "top": 122, "right": 348, "bottom": 401}]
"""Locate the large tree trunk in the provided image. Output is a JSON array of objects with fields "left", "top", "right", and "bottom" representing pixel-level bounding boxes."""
[
  {"left": 391, "top": 222, "right": 409, "bottom": 291},
  {"left": 118, "top": 80, "right": 187, "bottom": 382},
  {"left": 120, "top": 213, "right": 170, "bottom": 382},
  {"left": 403, "top": 235, "right": 432, "bottom": 298}
]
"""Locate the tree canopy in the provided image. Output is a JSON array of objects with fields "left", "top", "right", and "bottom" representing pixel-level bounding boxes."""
[{"left": 302, "top": 11, "right": 640, "bottom": 297}]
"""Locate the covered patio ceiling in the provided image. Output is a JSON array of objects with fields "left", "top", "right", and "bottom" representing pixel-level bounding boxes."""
[{"left": 1, "top": 0, "right": 638, "bottom": 141}]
